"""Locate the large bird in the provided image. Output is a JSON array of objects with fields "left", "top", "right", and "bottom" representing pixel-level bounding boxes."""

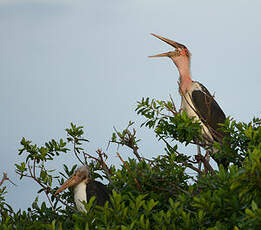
[
  {"left": 55, "top": 166, "right": 111, "bottom": 212},
  {"left": 149, "top": 33, "right": 228, "bottom": 169}
]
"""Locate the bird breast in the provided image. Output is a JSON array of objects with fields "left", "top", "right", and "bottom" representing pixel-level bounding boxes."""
[{"left": 74, "top": 181, "right": 87, "bottom": 212}]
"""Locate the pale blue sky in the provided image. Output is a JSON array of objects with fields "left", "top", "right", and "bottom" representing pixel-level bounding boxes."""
[{"left": 1, "top": 0, "right": 260, "bottom": 210}]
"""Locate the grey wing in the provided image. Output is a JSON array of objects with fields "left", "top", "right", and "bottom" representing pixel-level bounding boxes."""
[{"left": 191, "top": 84, "right": 226, "bottom": 141}]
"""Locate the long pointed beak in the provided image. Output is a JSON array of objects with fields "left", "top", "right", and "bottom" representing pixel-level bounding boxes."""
[
  {"left": 55, "top": 175, "right": 81, "bottom": 195},
  {"left": 149, "top": 51, "right": 176, "bottom": 58},
  {"left": 149, "top": 33, "right": 184, "bottom": 58},
  {"left": 151, "top": 33, "right": 180, "bottom": 48}
]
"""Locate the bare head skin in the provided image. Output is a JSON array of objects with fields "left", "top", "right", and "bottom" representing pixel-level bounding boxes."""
[
  {"left": 149, "top": 33, "right": 192, "bottom": 94},
  {"left": 55, "top": 166, "right": 90, "bottom": 195}
]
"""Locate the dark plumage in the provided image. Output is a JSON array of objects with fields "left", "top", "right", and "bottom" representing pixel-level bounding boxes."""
[
  {"left": 191, "top": 82, "right": 226, "bottom": 142},
  {"left": 86, "top": 180, "right": 111, "bottom": 206}
]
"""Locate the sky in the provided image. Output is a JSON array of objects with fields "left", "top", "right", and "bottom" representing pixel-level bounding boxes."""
[{"left": 1, "top": 0, "right": 260, "bottom": 211}]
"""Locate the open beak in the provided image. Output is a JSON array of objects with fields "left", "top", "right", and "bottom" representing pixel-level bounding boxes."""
[
  {"left": 55, "top": 174, "right": 82, "bottom": 195},
  {"left": 149, "top": 33, "right": 184, "bottom": 58}
]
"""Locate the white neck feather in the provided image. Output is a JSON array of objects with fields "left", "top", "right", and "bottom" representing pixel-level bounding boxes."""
[{"left": 74, "top": 181, "right": 87, "bottom": 212}]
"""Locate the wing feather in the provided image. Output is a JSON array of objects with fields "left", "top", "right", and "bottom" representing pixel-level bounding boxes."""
[
  {"left": 86, "top": 181, "right": 111, "bottom": 206},
  {"left": 191, "top": 83, "right": 226, "bottom": 142}
]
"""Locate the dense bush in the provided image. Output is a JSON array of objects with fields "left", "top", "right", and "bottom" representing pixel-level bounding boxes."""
[{"left": 0, "top": 97, "right": 260, "bottom": 229}]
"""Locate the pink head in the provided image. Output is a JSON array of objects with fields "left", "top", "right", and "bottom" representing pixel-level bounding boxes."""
[{"left": 149, "top": 33, "right": 191, "bottom": 78}]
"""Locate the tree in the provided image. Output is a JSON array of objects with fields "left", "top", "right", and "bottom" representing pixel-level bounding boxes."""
[{"left": 1, "top": 97, "right": 261, "bottom": 229}]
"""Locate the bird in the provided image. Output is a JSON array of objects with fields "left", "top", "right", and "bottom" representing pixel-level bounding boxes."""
[
  {"left": 55, "top": 166, "right": 111, "bottom": 212},
  {"left": 149, "top": 33, "right": 228, "bottom": 169}
]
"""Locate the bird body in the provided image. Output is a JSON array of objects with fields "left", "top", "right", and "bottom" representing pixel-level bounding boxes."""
[
  {"left": 180, "top": 81, "right": 226, "bottom": 143},
  {"left": 85, "top": 180, "right": 111, "bottom": 206},
  {"left": 55, "top": 166, "right": 110, "bottom": 212},
  {"left": 149, "top": 33, "right": 228, "bottom": 169}
]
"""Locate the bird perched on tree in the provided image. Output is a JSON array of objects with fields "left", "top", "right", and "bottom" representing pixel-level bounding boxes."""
[
  {"left": 55, "top": 166, "right": 111, "bottom": 212},
  {"left": 149, "top": 33, "right": 228, "bottom": 169}
]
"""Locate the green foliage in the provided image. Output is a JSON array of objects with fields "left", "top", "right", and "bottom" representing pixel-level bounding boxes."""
[
  {"left": 1, "top": 97, "right": 260, "bottom": 229},
  {"left": 136, "top": 97, "right": 202, "bottom": 145}
]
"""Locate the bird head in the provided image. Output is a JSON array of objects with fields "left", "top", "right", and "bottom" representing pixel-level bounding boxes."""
[
  {"left": 149, "top": 33, "right": 191, "bottom": 72},
  {"left": 55, "top": 166, "right": 90, "bottom": 195}
]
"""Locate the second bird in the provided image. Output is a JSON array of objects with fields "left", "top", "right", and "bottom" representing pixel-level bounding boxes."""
[{"left": 55, "top": 166, "right": 111, "bottom": 212}]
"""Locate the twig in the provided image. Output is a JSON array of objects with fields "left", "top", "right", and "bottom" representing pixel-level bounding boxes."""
[
  {"left": 112, "top": 127, "right": 142, "bottom": 162},
  {"left": 0, "top": 173, "right": 8, "bottom": 186},
  {"left": 96, "top": 149, "right": 113, "bottom": 185},
  {"left": 0, "top": 172, "right": 16, "bottom": 187},
  {"left": 73, "top": 141, "right": 85, "bottom": 166},
  {"left": 27, "top": 161, "right": 58, "bottom": 209},
  {"left": 54, "top": 195, "right": 76, "bottom": 212},
  {"left": 85, "top": 150, "right": 114, "bottom": 185},
  {"left": 195, "top": 153, "right": 215, "bottom": 175},
  {"left": 169, "top": 94, "right": 178, "bottom": 113},
  {"left": 158, "top": 134, "right": 203, "bottom": 175},
  {"left": 164, "top": 101, "right": 177, "bottom": 117},
  {"left": 45, "top": 190, "right": 55, "bottom": 211},
  {"left": 117, "top": 153, "right": 141, "bottom": 191}
]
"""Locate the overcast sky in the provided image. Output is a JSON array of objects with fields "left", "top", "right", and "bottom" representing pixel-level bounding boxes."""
[{"left": 1, "top": 0, "right": 260, "bottom": 211}]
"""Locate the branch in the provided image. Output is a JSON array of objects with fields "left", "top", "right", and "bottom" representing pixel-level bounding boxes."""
[
  {"left": 195, "top": 153, "right": 215, "bottom": 175},
  {"left": 26, "top": 161, "right": 58, "bottom": 209},
  {"left": 163, "top": 95, "right": 178, "bottom": 116},
  {"left": 25, "top": 160, "right": 76, "bottom": 212},
  {"left": 0, "top": 172, "right": 16, "bottom": 187},
  {"left": 85, "top": 149, "right": 114, "bottom": 186},
  {"left": 0, "top": 173, "right": 8, "bottom": 186},
  {"left": 117, "top": 153, "right": 141, "bottom": 191},
  {"left": 158, "top": 134, "right": 203, "bottom": 175},
  {"left": 45, "top": 190, "right": 55, "bottom": 211},
  {"left": 111, "top": 127, "right": 142, "bottom": 162},
  {"left": 54, "top": 194, "right": 76, "bottom": 212},
  {"left": 96, "top": 149, "right": 113, "bottom": 185}
]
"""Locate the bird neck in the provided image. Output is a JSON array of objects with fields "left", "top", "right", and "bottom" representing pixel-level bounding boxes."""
[
  {"left": 74, "top": 181, "right": 87, "bottom": 212},
  {"left": 179, "top": 73, "right": 192, "bottom": 94},
  {"left": 171, "top": 57, "right": 192, "bottom": 94}
]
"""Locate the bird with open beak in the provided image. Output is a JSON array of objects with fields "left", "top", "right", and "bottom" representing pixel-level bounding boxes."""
[
  {"left": 149, "top": 33, "right": 228, "bottom": 169},
  {"left": 149, "top": 33, "right": 192, "bottom": 94},
  {"left": 55, "top": 166, "right": 110, "bottom": 212}
]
